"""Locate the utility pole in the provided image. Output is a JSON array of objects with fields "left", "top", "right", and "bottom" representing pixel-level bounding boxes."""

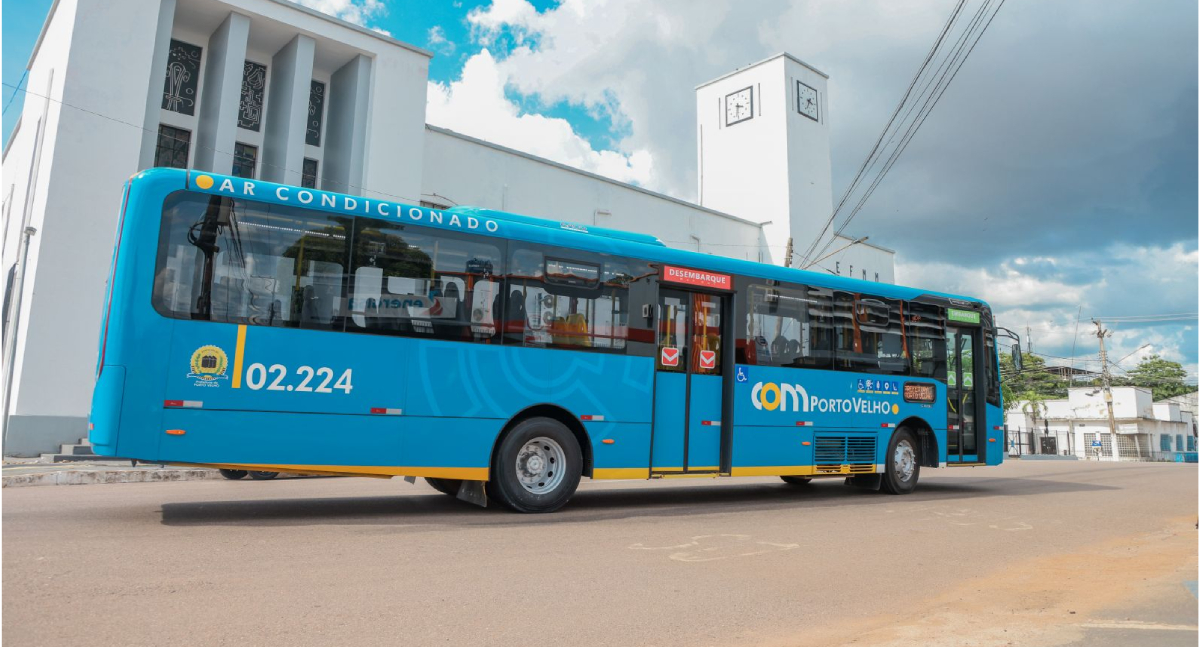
[
  {"left": 1093, "top": 320, "right": 1120, "bottom": 461},
  {"left": 1026, "top": 326, "right": 1032, "bottom": 354},
  {"left": 783, "top": 237, "right": 794, "bottom": 268}
]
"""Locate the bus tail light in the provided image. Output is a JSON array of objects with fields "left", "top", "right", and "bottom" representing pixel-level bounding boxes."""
[
  {"left": 580, "top": 415, "right": 604, "bottom": 422},
  {"left": 369, "top": 408, "right": 402, "bottom": 415},
  {"left": 795, "top": 421, "right": 812, "bottom": 427},
  {"left": 903, "top": 382, "right": 936, "bottom": 403},
  {"left": 164, "top": 400, "right": 202, "bottom": 408}
]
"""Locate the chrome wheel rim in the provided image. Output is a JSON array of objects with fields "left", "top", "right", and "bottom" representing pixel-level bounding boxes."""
[
  {"left": 516, "top": 436, "right": 565, "bottom": 495},
  {"left": 893, "top": 439, "right": 916, "bottom": 482}
]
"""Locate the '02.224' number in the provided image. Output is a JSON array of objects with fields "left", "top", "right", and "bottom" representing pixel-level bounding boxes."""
[{"left": 244, "top": 363, "right": 353, "bottom": 394}]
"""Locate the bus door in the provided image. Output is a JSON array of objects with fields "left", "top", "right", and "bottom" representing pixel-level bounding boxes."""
[
  {"left": 946, "top": 321, "right": 986, "bottom": 464},
  {"left": 651, "top": 288, "right": 725, "bottom": 474}
]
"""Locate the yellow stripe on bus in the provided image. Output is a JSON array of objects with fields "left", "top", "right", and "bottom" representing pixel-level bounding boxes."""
[
  {"left": 592, "top": 468, "right": 650, "bottom": 480},
  {"left": 231, "top": 325, "right": 247, "bottom": 389},
  {"left": 729, "top": 466, "right": 817, "bottom": 477}
]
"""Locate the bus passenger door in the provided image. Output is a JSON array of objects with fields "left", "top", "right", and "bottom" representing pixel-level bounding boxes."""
[
  {"left": 651, "top": 289, "right": 724, "bottom": 474},
  {"left": 946, "top": 325, "right": 985, "bottom": 463}
]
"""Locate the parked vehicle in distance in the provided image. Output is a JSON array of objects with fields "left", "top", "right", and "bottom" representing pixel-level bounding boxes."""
[{"left": 89, "top": 169, "right": 1005, "bottom": 512}]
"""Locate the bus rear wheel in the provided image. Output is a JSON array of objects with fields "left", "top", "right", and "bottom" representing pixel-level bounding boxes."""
[
  {"left": 881, "top": 427, "right": 920, "bottom": 495},
  {"left": 426, "top": 477, "right": 462, "bottom": 497},
  {"left": 219, "top": 469, "right": 248, "bottom": 480},
  {"left": 780, "top": 476, "right": 812, "bottom": 485},
  {"left": 248, "top": 471, "right": 278, "bottom": 480},
  {"left": 490, "top": 417, "right": 582, "bottom": 513}
]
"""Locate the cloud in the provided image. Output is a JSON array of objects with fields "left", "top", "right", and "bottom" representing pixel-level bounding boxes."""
[
  {"left": 425, "top": 50, "right": 654, "bottom": 186},
  {"left": 427, "top": 26, "right": 456, "bottom": 55},
  {"left": 294, "top": 0, "right": 388, "bottom": 28}
]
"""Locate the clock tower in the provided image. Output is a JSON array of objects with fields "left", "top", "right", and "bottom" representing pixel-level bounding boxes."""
[{"left": 696, "top": 53, "right": 834, "bottom": 267}]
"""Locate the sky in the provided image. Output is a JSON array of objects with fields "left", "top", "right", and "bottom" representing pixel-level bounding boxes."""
[{"left": 3, "top": 0, "right": 1197, "bottom": 381}]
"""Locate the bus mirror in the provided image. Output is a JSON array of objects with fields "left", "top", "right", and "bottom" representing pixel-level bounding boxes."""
[{"left": 1011, "top": 344, "right": 1023, "bottom": 372}]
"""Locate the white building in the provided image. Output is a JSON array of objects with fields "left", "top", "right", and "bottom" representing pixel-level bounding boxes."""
[
  {"left": 1, "top": 0, "right": 895, "bottom": 456},
  {"left": 1006, "top": 387, "right": 1197, "bottom": 461}
]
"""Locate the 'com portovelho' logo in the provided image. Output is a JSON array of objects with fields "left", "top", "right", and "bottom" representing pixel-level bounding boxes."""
[
  {"left": 188, "top": 345, "right": 229, "bottom": 384},
  {"left": 750, "top": 381, "right": 899, "bottom": 415}
]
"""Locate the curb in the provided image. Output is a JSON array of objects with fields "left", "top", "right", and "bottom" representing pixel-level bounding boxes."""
[{"left": 2, "top": 468, "right": 223, "bottom": 488}]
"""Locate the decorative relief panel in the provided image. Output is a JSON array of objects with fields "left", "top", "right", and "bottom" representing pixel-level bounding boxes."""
[
  {"left": 162, "top": 40, "right": 202, "bottom": 115},
  {"left": 306, "top": 81, "right": 326, "bottom": 147},
  {"left": 239, "top": 61, "right": 267, "bottom": 131}
]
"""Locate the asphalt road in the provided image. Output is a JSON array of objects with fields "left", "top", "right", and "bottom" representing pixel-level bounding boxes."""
[{"left": 4, "top": 460, "right": 1197, "bottom": 646}]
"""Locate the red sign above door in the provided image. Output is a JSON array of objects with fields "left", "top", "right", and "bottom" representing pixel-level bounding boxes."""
[
  {"left": 698, "top": 350, "right": 717, "bottom": 370},
  {"left": 661, "top": 265, "right": 732, "bottom": 290}
]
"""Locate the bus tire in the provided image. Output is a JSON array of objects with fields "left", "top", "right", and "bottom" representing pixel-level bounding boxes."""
[
  {"left": 425, "top": 477, "right": 462, "bottom": 497},
  {"left": 780, "top": 476, "right": 812, "bottom": 485},
  {"left": 881, "top": 427, "right": 920, "bottom": 495},
  {"left": 219, "top": 469, "right": 248, "bottom": 480},
  {"left": 491, "top": 417, "right": 582, "bottom": 513},
  {"left": 248, "top": 471, "right": 278, "bottom": 480}
]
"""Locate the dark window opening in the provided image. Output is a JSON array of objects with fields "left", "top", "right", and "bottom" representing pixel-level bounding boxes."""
[{"left": 154, "top": 125, "right": 191, "bottom": 169}]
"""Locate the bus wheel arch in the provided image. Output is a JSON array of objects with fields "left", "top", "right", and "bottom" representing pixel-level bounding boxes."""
[
  {"left": 898, "top": 416, "right": 938, "bottom": 468},
  {"left": 491, "top": 404, "right": 593, "bottom": 479}
]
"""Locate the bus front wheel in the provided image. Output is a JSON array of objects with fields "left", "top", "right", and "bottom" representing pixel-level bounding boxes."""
[
  {"left": 490, "top": 417, "right": 582, "bottom": 513},
  {"left": 248, "top": 471, "right": 278, "bottom": 480},
  {"left": 426, "top": 477, "right": 462, "bottom": 497},
  {"left": 219, "top": 469, "right": 248, "bottom": 480},
  {"left": 881, "top": 427, "right": 920, "bottom": 495}
]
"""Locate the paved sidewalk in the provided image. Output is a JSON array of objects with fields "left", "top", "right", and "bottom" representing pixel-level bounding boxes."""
[{"left": 2, "top": 459, "right": 225, "bottom": 488}]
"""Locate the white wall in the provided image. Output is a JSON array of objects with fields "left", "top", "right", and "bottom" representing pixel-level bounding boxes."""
[{"left": 423, "top": 126, "right": 765, "bottom": 261}]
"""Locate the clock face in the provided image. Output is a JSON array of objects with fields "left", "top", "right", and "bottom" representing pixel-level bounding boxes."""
[
  {"left": 797, "top": 81, "right": 818, "bottom": 121},
  {"left": 725, "top": 87, "right": 753, "bottom": 126}
]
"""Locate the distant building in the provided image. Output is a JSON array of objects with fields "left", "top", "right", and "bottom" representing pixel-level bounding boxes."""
[
  {"left": 1006, "top": 386, "right": 1197, "bottom": 461},
  {"left": 1, "top": 0, "right": 895, "bottom": 455}
]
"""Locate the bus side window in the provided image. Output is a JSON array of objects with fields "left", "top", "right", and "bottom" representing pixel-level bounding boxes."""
[
  {"left": 347, "top": 217, "right": 504, "bottom": 342},
  {"left": 152, "top": 193, "right": 349, "bottom": 331},
  {"left": 503, "top": 244, "right": 650, "bottom": 353},
  {"left": 906, "top": 302, "right": 946, "bottom": 381},
  {"left": 742, "top": 283, "right": 833, "bottom": 370}
]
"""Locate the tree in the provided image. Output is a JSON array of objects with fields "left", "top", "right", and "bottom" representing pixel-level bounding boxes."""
[
  {"left": 1125, "top": 355, "right": 1195, "bottom": 400},
  {"left": 1000, "top": 351, "right": 1068, "bottom": 411}
]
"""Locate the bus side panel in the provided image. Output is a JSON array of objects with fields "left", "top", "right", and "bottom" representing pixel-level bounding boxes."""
[
  {"left": 159, "top": 409, "right": 405, "bottom": 468},
  {"left": 407, "top": 340, "right": 653, "bottom": 420},
  {"left": 730, "top": 425, "right": 811, "bottom": 475},
  {"left": 731, "top": 364, "right": 945, "bottom": 472}
]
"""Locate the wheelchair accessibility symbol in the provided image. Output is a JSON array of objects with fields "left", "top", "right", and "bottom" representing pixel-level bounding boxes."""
[{"left": 736, "top": 367, "right": 748, "bottom": 383}]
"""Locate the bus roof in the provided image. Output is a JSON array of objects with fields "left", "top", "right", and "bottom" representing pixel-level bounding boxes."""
[{"left": 132, "top": 168, "right": 988, "bottom": 310}]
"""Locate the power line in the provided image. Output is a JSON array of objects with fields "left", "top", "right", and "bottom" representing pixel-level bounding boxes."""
[
  {"left": 2, "top": 69, "right": 28, "bottom": 116},
  {"left": 796, "top": 0, "right": 968, "bottom": 267},
  {"left": 807, "top": 0, "right": 1006, "bottom": 265}
]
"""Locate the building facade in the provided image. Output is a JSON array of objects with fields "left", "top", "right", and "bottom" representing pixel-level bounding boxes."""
[
  {"left": 1, "top": 0, "right": 895, "bottom": 455},
  {"left": 1006, "top": 387, "right": 1198, "bottom": 461}
]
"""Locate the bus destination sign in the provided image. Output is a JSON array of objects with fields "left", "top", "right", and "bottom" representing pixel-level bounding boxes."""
[
  {"left": 661, "top": 265, "right": 732, "bottom": 290},
  {"left": 946, "top": 308, "right": 981, "bottom": 325}
]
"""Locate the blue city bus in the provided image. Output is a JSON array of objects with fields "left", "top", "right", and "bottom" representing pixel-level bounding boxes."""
[{"left": 89, "top": 168, "right": 1005, "bottom": 512}]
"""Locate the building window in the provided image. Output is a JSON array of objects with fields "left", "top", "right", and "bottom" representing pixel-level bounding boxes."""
[
  {"left": 154, "top": 125, "right": 191, "bottom": 169},
  {"left": 162, "top": 39, "right": 202, "bottom": 116},
  {"left": 306, "top": 80, "right": 325, "bottom": 147},
  {"left": 301, "top": 158, "right": 318, "bottom": 188},
  {"left": 232, "top": 142, "right": 257, "bottom": 179},
  {"left": 238, "top": 61, "right": 267, "bottom": 131}
]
